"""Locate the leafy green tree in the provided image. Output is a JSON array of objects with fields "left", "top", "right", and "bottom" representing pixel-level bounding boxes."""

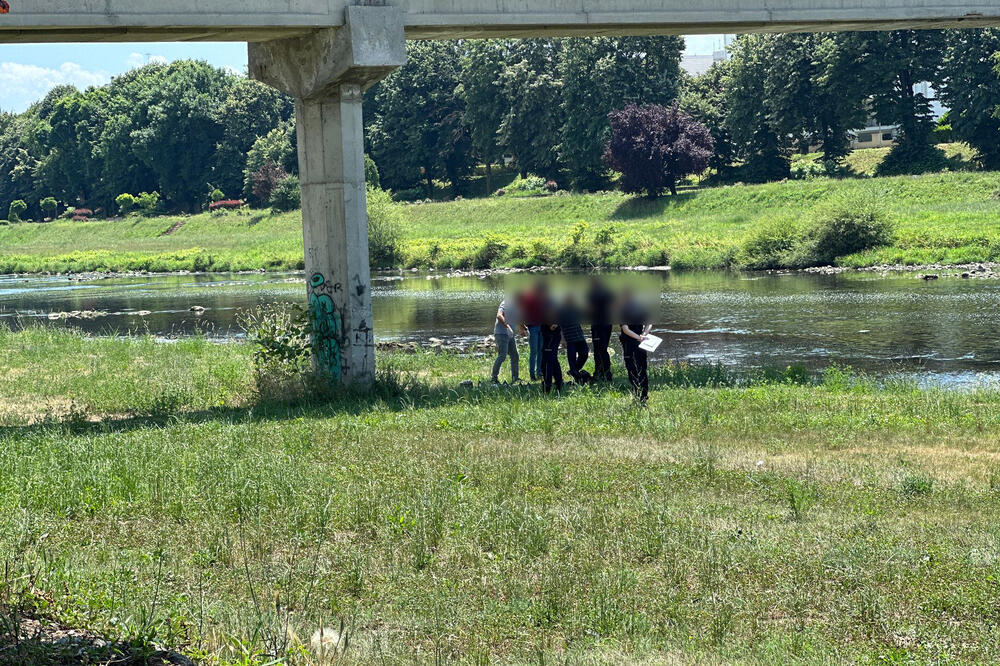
[
  {"left": 458, "top": 40, "right": 510, "bottom": 191},
  {"left": 270, "top": 175, "right": 300, "bottom": 212},
  {"left": 726, "top": 35, "right": 790, "bottom": 182},
  {"left": 39, "top": 196, "right": 58, "bottom": 219},
  {"left": 938, "top": 29, "right": 1000, "bottom": 169},
  {"left": 8, "top": 200, "right": 27, "bottom": 222},
  {"left": 368, "top": 41, "right": 473, "bottom": 196},
  {"left": 244, "top": 120, "right": 296, "bottom": 202},
  {"left": 129, "top": 61, "right": 234, "bottom": 211},
  {"left": 763, "top": 33, "right": 866, "bottom": 160},
  {"left": 559, "top": 36, "right": 685, "bottom": 190},
  {"left": 213, "top": 77, "right": 293, "bottom": 199},
  {"left": 680, "top": 62, "right": 737, "bottom": 178},
  {"left": 845, "top": 30, "right": 947, "bottom": 175},
  {"left": 498, "top": 40, "right": 565, "bottom": 180},
  {"left": 37, "top": 92, "right": 104, "bottom": 207}
]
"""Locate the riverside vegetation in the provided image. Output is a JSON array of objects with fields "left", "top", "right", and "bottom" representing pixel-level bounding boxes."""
[
  {"left": 1, "top": 167, "right": 1000, "bottom": 274},
  {"left": 5, "top": 326, "right": 1000, "bottom": 663}
]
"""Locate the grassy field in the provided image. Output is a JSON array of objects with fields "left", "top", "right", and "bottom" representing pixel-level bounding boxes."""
[
  {"left": 790, "top": 142, "right": 979, "bottom": 178},
  {"left": 4, "top": 328, "right": 1000, "bottom": 664},
  {"left": 2, "top": 156, "right": 1000, "bottom": 273}
]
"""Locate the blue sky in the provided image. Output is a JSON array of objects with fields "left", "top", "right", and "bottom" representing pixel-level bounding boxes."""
[{"left": 0, "top": 35, "right": 725, "bottom": 114}]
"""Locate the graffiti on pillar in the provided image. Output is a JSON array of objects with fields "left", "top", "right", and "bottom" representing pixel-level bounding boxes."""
[
  {"left": 351, "top": 273, "right": 367, "bottom": 309},
  {"left": 0, "top": 1, "right": 10, "bottom": 15},
  {"left": 354, "top": 318, "right": 374, "bottom": 377},
  {"left": 308, "top": 272, "right": 344, "bottom": 381}
]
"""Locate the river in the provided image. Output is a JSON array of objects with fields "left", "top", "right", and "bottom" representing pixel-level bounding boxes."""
[{"left": 2, "top": 269, "right": 999, "bottom": 387}]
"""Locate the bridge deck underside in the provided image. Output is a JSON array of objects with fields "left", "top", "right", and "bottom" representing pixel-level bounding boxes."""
[{"left": 1, "top": 16, "right": 1000, "bottom": 43}]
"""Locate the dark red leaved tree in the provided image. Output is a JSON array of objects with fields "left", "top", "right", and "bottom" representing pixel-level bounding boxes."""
[{"left": 604, "top": 103, "right": 714, "bottom": 198}]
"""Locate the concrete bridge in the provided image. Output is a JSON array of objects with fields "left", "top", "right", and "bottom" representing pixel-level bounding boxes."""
[{"left": 3, "top": 2, "right": 998, "bottom": 383}]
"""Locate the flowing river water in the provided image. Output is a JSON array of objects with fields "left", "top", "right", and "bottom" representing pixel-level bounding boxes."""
[{"left": 2, "top": 269, "right": 1000, "bottom": 388}]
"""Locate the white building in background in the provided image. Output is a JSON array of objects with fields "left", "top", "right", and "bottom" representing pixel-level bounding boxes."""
[
  {"left": 680, "top": 34, "right": 733, "bottom": 76},
  {"left": 849, "top": 82, "right": 948, "bottom": 149}
]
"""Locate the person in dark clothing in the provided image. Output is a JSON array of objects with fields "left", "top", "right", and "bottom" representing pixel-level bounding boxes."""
[
  {"left": 558, "top": 294, "right": 590, "bottom": 384},
  {"left": 518, "top": 282, "right": 547, "bottom": 381},
  {"left": 587, "top": 277, "right": 615, "bottom": 382},
  {"left": 540, "top": 318, "right": 563, "bottom": 394},
  {"left": 619, "top": 290, "right": 652, "bottom": 403}
]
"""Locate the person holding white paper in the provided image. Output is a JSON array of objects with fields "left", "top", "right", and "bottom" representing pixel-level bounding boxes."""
[{"left": 619, "top": 289, "right": 652, "bottom": 404}]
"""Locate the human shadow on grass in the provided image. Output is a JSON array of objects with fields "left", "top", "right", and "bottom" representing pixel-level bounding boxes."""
[{"left": 609, "top": 191, "right": 699, "bottom": 221}]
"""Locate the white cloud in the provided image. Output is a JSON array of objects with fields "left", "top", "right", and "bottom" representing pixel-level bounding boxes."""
[{"left": 0, "top": 61, "right": 110, "bottom": 112}]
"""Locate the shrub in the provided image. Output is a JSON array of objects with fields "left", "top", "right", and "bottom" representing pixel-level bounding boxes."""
[
  {"left": 39, "top": 197, "right": 58, "bottom": 219},
  {"left": 116, "top": 193, "right": 137, "bottom": 216},
  {"left": 510, "top": 175, "right": 546, "bottom": 193},
  {"left": 270, "top": 175, "right": 301, "bottom": 212},
  {"left": 364, "top": 154, "right": 381, "bottom": 189},
  {"left": 736, "top": 220, "right": 802, "bottom": 270},
  {"left": 472, "top": 235, "right": 508, "bottom": 269},
  {"left": 72, "top": 208, "right": 93, "bottom": 222},
  {"left": 209, "top": 188, "right": 226, "bottom": 203},
  {"left": 136, "top": 192, "right": 160, "bottom": 216},
  {"left": 209, "top": 199, "right": 245, "bottom": 213},
  {"left": 367, "top": 186, "right": 402, "bottom": 267},
  {"left": 251, "top": 161, "right": 287, "bottom": 206},
  {"left": 8, "top": 200, "right": 26, "bottom": 222},
  {"left": 237, "top": 303, "right": 312, "bottom": 401},
  {"left": 569, "top": 221, "right": 589, "bottom": 245},
  {"left": 791, "top": 189, "right": 895, "bottom": 267},
  {"left": 390, "top": 187, "right": 424, "bottom": 202},
  {"left": 594, "top": 225, "right": 619, "bottom": 248},
  {"left": 0, "top": 219, "right": 9, "bottom": 226},
  {"left": 790, "top": 159, "right": 850, "bottom": 180}
]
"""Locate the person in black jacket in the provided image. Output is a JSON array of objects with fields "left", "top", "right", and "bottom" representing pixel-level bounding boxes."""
[
  {"left": 619, "top": 289, "right": 652, "bottom": 403},
  {"left": 540, "top": 304, "right": 563, "bottom": 394},
  {"left": 558, "top": 293, "right": 590, "bottom": 384},
  {"left": 587, "top": 277, "right": 615, "bottom": 382}
]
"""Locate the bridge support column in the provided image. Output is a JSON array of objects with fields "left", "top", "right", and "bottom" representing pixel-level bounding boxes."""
[{"left": 249, "top": 6, "right": 405, "bottom": 385}]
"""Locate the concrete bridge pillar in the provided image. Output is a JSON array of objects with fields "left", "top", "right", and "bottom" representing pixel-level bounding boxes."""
[{"left": 249, "top": 6, "right": 405, "bottom": 384}]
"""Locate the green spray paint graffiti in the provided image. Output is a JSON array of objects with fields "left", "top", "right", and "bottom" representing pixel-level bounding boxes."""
[{"left": 308, "top": 272, "right": 343, "bottom": 381}]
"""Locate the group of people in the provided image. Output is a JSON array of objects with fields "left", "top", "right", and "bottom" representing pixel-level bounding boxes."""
[{"left": 491, "top": 278, "right": 653, "bottom": 402}]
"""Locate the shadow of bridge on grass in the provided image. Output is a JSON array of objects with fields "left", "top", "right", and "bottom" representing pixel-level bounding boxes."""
[
  {"left": 0, "top": 610, "right": 194, "bottom": 666},
  {"left": 0, "top": 360, "right": 782, "bottom": 438},
  {"left": 0, "top": 377, "right": 651, "bottom": 439}
]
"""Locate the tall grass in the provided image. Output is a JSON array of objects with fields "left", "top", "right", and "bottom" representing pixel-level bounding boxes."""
[{"left": 4, "top": 330, "right": 1000, "bottom": 663}]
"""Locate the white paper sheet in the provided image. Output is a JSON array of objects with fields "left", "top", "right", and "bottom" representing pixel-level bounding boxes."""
[{"left": 639, "top": 334, "right": 662, "bottom": 353}]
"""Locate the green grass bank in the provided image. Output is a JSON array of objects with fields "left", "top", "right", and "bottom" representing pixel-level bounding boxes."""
[
  {"left": 2, "top": 167, "right": 1000, "bottom": 274},
  {"left": 4, "top": 328, "right": 1000, "bottom": 664}
]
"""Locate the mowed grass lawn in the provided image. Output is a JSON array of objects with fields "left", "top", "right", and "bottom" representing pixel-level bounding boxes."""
[
  {"left": 2, "top": 166, "right": 1000, "bottom": 273},
  {"left": 4, "top": 328, "right": 1000, "bottom": 663}
]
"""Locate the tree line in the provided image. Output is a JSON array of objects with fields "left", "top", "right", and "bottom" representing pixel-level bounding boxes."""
[{"left": 2, "top": 29, "right": 1000, "bottom": 219}]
